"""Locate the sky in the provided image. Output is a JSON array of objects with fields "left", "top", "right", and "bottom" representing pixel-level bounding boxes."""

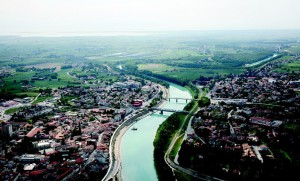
[{"left": 0, "top": 0, "right": 300, "bottom": 34}]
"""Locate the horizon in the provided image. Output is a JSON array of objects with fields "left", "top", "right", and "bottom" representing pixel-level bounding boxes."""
[
  {"left": 1, "top": 1, "right": 300, "bottom": 180},
  {"left": 1, "top": 29, "right": 300, "bottom": 38},
  {"left": 1, "top": 0, "right": 300, "bottom": 34}
]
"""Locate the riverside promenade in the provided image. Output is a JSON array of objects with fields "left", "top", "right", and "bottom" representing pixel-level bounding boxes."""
[{"left": 102, "top": 84, "right": 169, "bottom": 181}]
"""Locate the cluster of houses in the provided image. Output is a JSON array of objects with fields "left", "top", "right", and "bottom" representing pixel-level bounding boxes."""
[
  {"left": 0, "top": 76, "right": 161, "bottom": 180},
  {"left": 0, "top": 69, "right": 11, "bottom": 80},
  {"left": 184, "top": 65, "right": 299, "bottom": 178},
  {"left": 0, "top": 107, "right": 130, "bottom": 180},
  {"left": 56, "top": 79, "right": 157, "bottom": 109},
  {"left": 190, "top": 106, "right": 275, "bottom": 162},
  {"left": 211, "top": 74, "right": 299, "bottom": 104}
]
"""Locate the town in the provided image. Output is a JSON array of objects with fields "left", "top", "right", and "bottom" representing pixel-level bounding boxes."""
[
  {"left": 1, "top": 32, "right": 300, "bottom": 181},
  {"left": 0, "top": 73, "right": 162, "bottom": 180},
  {"left": 2, "top": 57, "right": 299, "bottom": 180},
  {"left": 178, "top": 58, "right": 300, "bottom": 180}
]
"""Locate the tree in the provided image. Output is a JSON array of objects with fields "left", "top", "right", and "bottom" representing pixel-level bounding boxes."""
[
  {"left": 198, "top": 97, "right": 211, "bottom": 107},
  {"left": 21, "top": 80, "right": 29, "bottom": 85}
]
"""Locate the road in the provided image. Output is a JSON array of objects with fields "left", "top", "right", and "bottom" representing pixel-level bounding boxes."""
[
  {"left": 164, "top": 88, "right": 224, "bottom": 181},
  {"left": 164, "top": 102, "right": 196, "bottom": 177},
  {"left": 30, "top": 93, "right": 41, "bottom": 104},
  {"left": 102, "top": 81, "right": 169, "bottom": 181},
  {"left": 164, "top": 110, "right": 223, "bottom": 181},
  {"left": 103, "top": 64, "right": 120, "bottom": 75},
  {"left": 85, "top": 133, "right": 104, "bottom": 166},
  {"left": 1, "top": 93, "right": 40, "bottom": 121},
  {"left": 166, "top": 155, "right": 224, "bottom": 181}
]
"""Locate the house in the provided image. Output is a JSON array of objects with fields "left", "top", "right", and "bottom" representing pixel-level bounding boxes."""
[
  {"left": 132, "top": 100, "right": 143, "bottom": 107},
  {"left": 26, "top": 127, "right": 43, "bottom": 138},
  {"left": 15, "top": 154, "right": 45, "bottom": 163},
  {"left": 250, "top": 117, "right": 272, "bottom": 126},
  {"left": 250, "top": 117, "right": 282, "bottom": 127}
]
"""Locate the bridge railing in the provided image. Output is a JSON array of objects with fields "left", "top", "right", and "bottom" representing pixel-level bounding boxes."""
[
  {"left": 166, "top": 97, "right": 200, "bottom": 102},
  {"left": 149, "top": 107, "right": 189, "bottom": 114}
]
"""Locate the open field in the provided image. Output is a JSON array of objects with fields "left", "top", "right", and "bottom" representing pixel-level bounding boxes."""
[
  {"left": 16, "top": 92, "right": 39, "bottom": 97},
  {"left": 137, "top": 63, "right": 244, "bottom": 81},
  {"left": 275, "top": 59, "right": 300, "bottom": 73},
  {"left": 1, "top": 32, "right": 300, "bottom": 99},
  {"left": 138, "top": 64, "right": 175, "bottom": 72},
  {"left": 286, "top": 45, "right": 300, "bottom": 54},
  {"left": 29, "top": 63, "right": 63, "bottom": 71},
  {"left": 32, "top": 95, "right": 52, "bottom": 104}
]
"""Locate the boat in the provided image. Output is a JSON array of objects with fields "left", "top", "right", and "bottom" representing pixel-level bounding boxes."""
[{"left": 131, "top": 127, "right": 138, "bottom": 131}]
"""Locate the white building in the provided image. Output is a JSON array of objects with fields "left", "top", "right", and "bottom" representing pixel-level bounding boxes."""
[{"left": 3, "top": 124, "right": 13, "bottom": 137}]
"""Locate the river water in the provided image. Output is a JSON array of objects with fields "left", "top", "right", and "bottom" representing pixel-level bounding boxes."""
[
  {"left": 245, "top": 54, "right": 279, "bottom": 67},
  {"left": 117, "top": 64, "right": 123, "bottom": 69},
  {"left": 120, "top": 83, "right": 192, "bottom": 181}
]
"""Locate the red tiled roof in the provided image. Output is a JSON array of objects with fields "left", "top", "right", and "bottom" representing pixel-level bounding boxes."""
[
  {"left": 26, "top": 127, "right": 42, "bottom": 138},
  {"left": 30, "top": 169, "right": 46, "bottom": 176}
]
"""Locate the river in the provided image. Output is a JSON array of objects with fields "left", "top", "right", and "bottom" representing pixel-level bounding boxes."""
[
  {"left": 117, "top": 64, "right": 123, "bottom": 70},
  {"left": 245, "top": 54, "right": 279, "bottom": 67},
  {"left": 120, "top": 83, "right": 192, "bottom": 181}
]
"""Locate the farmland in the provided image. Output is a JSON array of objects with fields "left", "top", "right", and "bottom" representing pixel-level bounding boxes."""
[{"left": 1, "top": 31, "right": 300, "bottom": 99}]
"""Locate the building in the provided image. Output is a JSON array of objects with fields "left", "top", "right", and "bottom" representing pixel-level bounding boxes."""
[
  {"left": 2, "top": 123, "right": 13, "bottom": 137},
  {"left": 33, "top": 140, "right": 53, "bottom": 150},
  {"left": 132, "top": 100, "right": 143, "bottom": 107},
  {"left": 250, "top": 117, "right": 283, "bottom": 127},
  {"left": 250, "top": 117, "right": 272, "bottom": 126},
  {"left": 14, "top": 154, "right": 45, "bottom": 163},
  {"left": 26, "top": 127, "right": 43, "bottom": 138}
]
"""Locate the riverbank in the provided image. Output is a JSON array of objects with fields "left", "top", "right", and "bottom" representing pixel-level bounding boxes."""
[
  {"left": 245, "top": 54, "right": 279, "bottom": 67},
  {"left": 102, "top": 83, "right": 169, "bottom": 181}
]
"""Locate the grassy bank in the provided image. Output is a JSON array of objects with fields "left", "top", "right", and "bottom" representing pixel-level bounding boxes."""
[
  {"left": 174, "top": 170, "right": 202, "bottom": 181},
  {"left": 169, "top": 134, "right": 184, "bottom": 160},
  {"left": 153, "top": 113, "right": 184, "bottom": 180},
  {"left": 4, "top": 107, "right": 25, "bottom": 115},
  {"left": 153, "top": 85, "right": 199, "bottom": 180},
  {"left": 32, "top": 95, "right": 52, "bottom": 104}
]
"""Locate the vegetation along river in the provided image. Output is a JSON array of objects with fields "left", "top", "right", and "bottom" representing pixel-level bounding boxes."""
[{"left": 120, "top": 83, "right": 192, "bottom": 181}]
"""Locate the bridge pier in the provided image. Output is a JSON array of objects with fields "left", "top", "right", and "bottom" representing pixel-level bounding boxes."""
[
  {"left": 149, "top": 108, "right": 189, "bottom": 115},
  {"left": 166, "top": 98, "right": 200, "bottom": 103}
]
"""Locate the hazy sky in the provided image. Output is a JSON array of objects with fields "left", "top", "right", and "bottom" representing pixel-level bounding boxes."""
[{"left": 1, "top": 0, "right": 300, "bottom": 34}]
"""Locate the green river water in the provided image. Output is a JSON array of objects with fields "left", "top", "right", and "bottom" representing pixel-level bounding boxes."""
[{"left": 120, "top": 83, "right": 192, "bottom": 181}]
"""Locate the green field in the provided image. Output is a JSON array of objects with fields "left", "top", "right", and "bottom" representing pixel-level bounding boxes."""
[
  {"left": 16, "top": 92, "right": 39, "bottom": 97},
  {"left": 138, "top": 64, "right": 175, "bottom": 72},
  {"left": 275, "top": 59, "right": 300, "bottom": 73},
  {"left": 5, "top": 107, "right": 26, "bottom": 115},
  {"left": 287, "top": 45, "right": 300, "bottom": 54},
  {"left": 1, "top": 33, "right": 300, "bottom": 99},
  {"left": 32, "top": 95, "right": 52, "bottom": 104},
  {"left": 0, "top": 68, "right": 77, "bottom": 99},
  {"left": 138, "top": 64, "right": 244, "bottom": 81}
]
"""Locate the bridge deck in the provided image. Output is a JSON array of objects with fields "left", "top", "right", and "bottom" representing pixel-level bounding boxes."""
[
  {"left": 167, "top": 97, "right": 200, "bottom": 101},
  {"left": 150, "top": 107, "right": 189, "bottom": 114}
]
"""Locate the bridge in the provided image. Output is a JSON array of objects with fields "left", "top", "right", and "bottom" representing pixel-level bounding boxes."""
[
  {"left": 150, "top": 107, "right": 189, "bottom": 115},
  {"left": 166, "top": 97, "right": 200, "bottom": 103}
]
